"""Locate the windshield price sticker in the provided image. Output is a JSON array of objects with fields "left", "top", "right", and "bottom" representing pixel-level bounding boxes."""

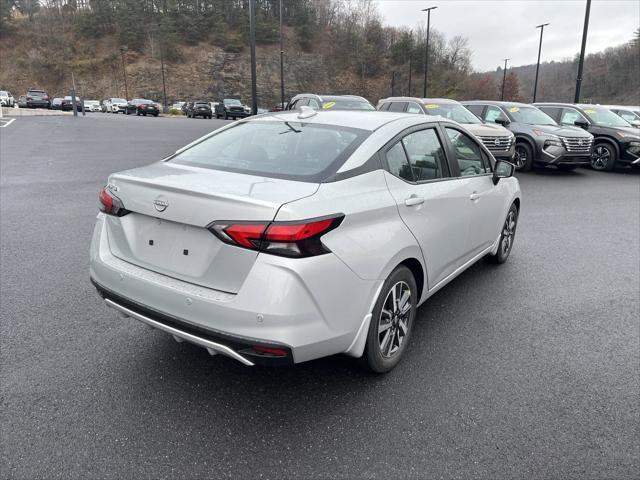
[
  {"left": 322, "top": 102, "right": 336, "bottom": 110},
  {"left": 509, "top": 107, "right": 520, "bottom": 113},
  {"left": 424, "top": 104, "right": 439, "bottom": 109}
]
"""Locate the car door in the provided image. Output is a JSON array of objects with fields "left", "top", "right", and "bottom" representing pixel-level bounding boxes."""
[
  {"left": 382, "top": 126, "right": 471, "bottom": 288},
  {"left": 442, "top": 125, "right": 505, "bottom": 257}
]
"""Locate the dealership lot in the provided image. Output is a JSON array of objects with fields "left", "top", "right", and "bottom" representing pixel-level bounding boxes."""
[{"left": 1, "top": 115, "right": 638, "bottom": 478}]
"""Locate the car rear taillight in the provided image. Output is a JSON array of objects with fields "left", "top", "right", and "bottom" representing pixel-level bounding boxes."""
[
  {"left": 26, "top": 96, "right": 32, "bottom": 101},
  {"left": 99, "top": 186, "right": 130, "bottom": 216},
  {"left": 208, "top": 215, "right": 343, "bottom": 258}
]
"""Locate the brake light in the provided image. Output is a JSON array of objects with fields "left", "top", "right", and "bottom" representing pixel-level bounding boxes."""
[
  {"left": 208, "top": 215, "right": 343, "bottom": 258},
  {"left": 251, "top": 346, "right": 288, "bottom": 357},
  {"left": 27, "top": 96, "right": 32, "bottom": 101},
  {"left": 98, "top": 186, "right": 129, "bottom": 216},
  {"left": 138, "top": 104, "right": 145, "bottom": 108}
]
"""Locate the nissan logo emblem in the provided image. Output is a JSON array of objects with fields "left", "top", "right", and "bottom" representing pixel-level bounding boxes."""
[{"left": 153, "top": 198, "right": 169, "bottom": 212}]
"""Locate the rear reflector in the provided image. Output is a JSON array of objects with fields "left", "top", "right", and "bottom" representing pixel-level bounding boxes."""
[
  {"left": 252, "top": 346, "right": 288, "bottom": 357},
  {"left": 208, "top": 215, "right": 343, "bottom": 258}
]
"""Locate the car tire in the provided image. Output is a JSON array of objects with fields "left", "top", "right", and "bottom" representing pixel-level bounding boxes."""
[
  {"left": 514, "top": 142, "right": 533, "bottom": 172},
  {"left": 154, "top": 113, "right": 158, "bottom": 117},
  {"left": 557, "top": 165, "right": 578, "bottom": 171},
  {"left": 486, "top": 203, "right": 519, "bottom": 264},
  {"left": 591, "top": 142, "right": 617, "bottom": 171},
  {"left": 360, "top": 265, "right": 417, "bottom": 373}
]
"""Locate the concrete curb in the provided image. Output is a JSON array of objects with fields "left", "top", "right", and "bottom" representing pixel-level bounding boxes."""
[{"left": 1, "top": 107, "right": 73, "bottom": 117}]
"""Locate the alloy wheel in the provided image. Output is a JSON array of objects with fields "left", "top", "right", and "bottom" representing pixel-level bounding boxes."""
[
  {"left": 591, "top": 145, "right": 610, "bottom": 170},
  {"left": 501, "top": 210, "right": 517, "bottom": 256},
  {"left": 378, "top": 281, "right": 411, "bottom": 358},
  {"left": 513, "top": 146, "right": 527, "bottom": 170}
]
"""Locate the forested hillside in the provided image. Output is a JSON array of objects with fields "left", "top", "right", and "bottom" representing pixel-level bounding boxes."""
[{"left": 0, "top": 0, "right": 638, "bottom": 106}]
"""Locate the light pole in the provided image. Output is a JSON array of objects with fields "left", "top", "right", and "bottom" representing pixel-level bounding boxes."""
[
  {"left": 574, "top": 0, "right": 591, "bottom": 103},
  {"left": 279, "top": 0, "right": 285, "bottom": 110},
  {"left": 421, "top": 6, "right": 437, "bottom": 98},
  {"left": 407, "top": 31, "right": 413, "bottom": 96},
  {"left": 532, "top": 23, "right": 549, "bottom": 102},
  {"left": 500, "top": 58, "right": 510, "bottom": 101},
  {"left": 248, "top": 0, "right": 258, "bottom": 115},
  {"left": 119, "top": 46, "right": 129, "bottom": 100}
]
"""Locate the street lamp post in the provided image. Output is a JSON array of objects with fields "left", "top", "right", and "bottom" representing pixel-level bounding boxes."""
[
  {"left": 279, "top": 0, "right": 285, "bottom": 110},
  {"left": 532, "top": 23, "right": 549, "bottom": 103},
  {"left": 120, "top": 46, "right": 129, "bottom": 100},
  {"left": 574, "top": 0, "right": 591, "bottom": 103},
  {"left": 500, "top": 58, "right": 510, "bottom": 101},
  {"left": 248, "top": 0, "right": 258, "bottom": 115},
  {"left": 407, "top": 31, "right": 413, "bottom": 96},
  {"left": 421, "top": 6, "right": 437, "bottom": 98}
]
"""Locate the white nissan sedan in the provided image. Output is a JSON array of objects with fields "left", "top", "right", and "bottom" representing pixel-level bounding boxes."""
[{"left": 90, "top": 108, "right": 521, "bottom": 372}]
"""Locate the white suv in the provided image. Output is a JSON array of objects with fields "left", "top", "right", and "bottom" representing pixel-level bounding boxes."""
[
  {"left": 0, "top": 90, "right": 14, "bottom": 107},
  {"left": 90, "top": 109, "right": 521, "bottom": 372}
]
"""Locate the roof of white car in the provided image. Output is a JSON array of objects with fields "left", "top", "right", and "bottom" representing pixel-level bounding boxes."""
[{"left": 246, "top": 110, "right": 446, "bottom": 131}]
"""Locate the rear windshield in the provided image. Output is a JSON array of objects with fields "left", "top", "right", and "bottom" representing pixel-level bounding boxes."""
[
  {"left": 507, "top": 106, "right": 556, "bottom": 126},
  {"left": 28, "top": 90, "right": 46, "bottom": 97},
  {"left": 322, "top": 98, "right": 375, "bottom": 111},
  {"left": 224, "top": 99, "right": 242, "bottom": 106},
  {"left": 111, "top": 98, "right": 126, "bottom": 102},
  {"left": 170, "top": 121, "right": 369, "bottom": 182},
  {"left": 195, "top": 102, "right": 209, "bottom": 106}
]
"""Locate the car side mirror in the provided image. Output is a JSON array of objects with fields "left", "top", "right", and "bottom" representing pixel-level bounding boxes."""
[
  {"left": 493, "top": 160, "right": 515, "bottom": 185},
  {"left": 574, "top": 120, "right": 590, "bottom": 129},
  {"left": 494, "top": 118, "right": 510, "bottom": 126}
]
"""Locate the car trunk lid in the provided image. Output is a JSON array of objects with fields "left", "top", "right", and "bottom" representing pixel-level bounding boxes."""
[{"left": 104, "top": 162, "right": 319, "bottom": 293}]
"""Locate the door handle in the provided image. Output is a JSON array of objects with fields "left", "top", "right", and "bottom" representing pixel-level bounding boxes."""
[
  {"left": 404, "top": 195, "right": 425, "bottom": 207},
  {"left": 469, "top": 192, "right": 480, "bottom": 201}
]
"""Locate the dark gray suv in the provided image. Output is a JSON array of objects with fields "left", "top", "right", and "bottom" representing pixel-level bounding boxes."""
[{"left": 463, "top": 101, "right": 594, "bottom": 171}]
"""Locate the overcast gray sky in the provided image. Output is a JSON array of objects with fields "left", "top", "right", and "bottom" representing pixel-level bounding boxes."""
[{"left": 375, "top": 0, "right": 640, "bottom": 71}]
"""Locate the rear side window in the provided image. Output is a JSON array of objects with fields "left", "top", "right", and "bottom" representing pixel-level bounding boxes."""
[
  {"left": 378, "top": 102, "right": 391, "bottom": 111},
  {"left": 465, "top": 104, "right": 484, "bottom": 117},
  {"left": 170, "top": 121, "right": 369, "bottom": 182},
  {"left": 388, "top": 102, "right": 407, "bottom": 113},
  {"left": 445, "top": 127, "right": 489, "bottom": 176},
  {"left": 401, "top": 129, "right": 448, "bottom": 181},
  {"left": 386, "top": 128, "right": 449, "bottom": 182}
]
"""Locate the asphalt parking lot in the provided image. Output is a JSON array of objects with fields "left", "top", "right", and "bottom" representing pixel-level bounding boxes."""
[{"left": 1, "top": 114, "right": 638, "bottom": 479}]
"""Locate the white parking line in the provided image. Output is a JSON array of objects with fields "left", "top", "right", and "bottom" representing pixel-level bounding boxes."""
[{"left": 0, "top": 118, "right": 16, "bottom": 128}]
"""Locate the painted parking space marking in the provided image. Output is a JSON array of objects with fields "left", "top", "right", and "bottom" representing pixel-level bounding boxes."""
[{"left": 0, "top": 118, "right": 16, "bottom": 128}]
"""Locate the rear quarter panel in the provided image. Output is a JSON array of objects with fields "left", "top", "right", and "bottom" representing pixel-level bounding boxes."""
[{"left": 273, "top": 170, "right": 425, "bottom": 284}]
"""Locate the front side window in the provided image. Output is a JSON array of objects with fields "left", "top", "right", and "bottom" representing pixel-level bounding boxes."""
[
  {"left": 406, "top": 102, "right": 422, "bottom": 114},
  {"left": 560, "top": 108, "right": 588, "bottom": 125},
  {"left": 170, "top": 121, "right": 368, "bottom": 182},
  {"left": 308, "top": 98, "right": 320, "bottom": 109},
  {"left": 445, "top": 127, "right": 488, "bottom": 176},
  {"left": 484, "top": 106, "right": 509, "bottom": 123}
]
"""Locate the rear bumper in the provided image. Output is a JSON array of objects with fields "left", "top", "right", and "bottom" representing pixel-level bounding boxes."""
[
  {"left": 89, "top": 214, "right": 378, "bottom": 365},
  {"left": 27, "top": 100, "right": 50, "bottom": 108}
]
